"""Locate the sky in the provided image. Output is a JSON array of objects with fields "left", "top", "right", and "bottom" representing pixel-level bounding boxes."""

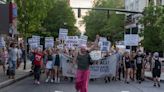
[
  {"left": 70, "top": 0, "right": 93, "bottom": 8},
  {"left": 70, "top": 0, "right": 94, "bottom": 34}
]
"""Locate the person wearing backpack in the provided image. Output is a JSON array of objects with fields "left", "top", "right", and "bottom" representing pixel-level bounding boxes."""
[{"left": 151, "top": 52, "right": 161, "bottom": 87}]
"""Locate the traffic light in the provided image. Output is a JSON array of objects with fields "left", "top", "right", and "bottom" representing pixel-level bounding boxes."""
[{"left": 78, "top": 8, "right": 81, "bottom": 18}]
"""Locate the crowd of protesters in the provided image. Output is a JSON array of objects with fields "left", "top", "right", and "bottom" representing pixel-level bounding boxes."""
[{"left": 0, "top": 36, "right": 163, "bottom": 92}]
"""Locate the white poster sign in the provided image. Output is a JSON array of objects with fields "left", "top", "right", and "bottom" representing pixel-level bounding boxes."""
[
  {"left": 124, "top": 34, "right": 139, "bottom": 46},
  {"left": 65, "top": 36, "right": 79, "bottom": 48},
  {"left": 89, "top": 50, "right": 102, "bottom": 61},
  {"left": 100, "top": 41, "right": 111, "bottom": 52},
  {"left": 99, "top": 37, "right": 107, "bottom": 42},
  {"left": 0, "top": 37, "right": 5, "bottom": 48},
  {"left": 79, "top": 35, "right": 88, "bottom": 46},
  {"left": 45, "top": 37, "right": 54, "bottom": 48},
  {"left": 29, "top": 43, "right": 38, "bottom": 49},
  {"left": 59, "top": 28, "right": 68, "bottom": 40}
]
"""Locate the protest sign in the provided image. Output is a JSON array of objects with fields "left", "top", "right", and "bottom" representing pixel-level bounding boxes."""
[
  {"left": 45, "top": 37, "right": 54, "bottom": 48},
  {"left": 100, "top": 41, "right": 111, "bottom": 52},
  {"left": 59, "top": 28, "right": 68, "bottom": 40},
  {"left": 0, "top": 37, "right": 5, "bottom": 48},
  {"left": 29, "top": 43, "right": 38, "bottom": 49},
  {"left": 124, "top": 34, "right": 139, "bottom": 46},
  {"left": 99, "top": 37, "right": 107, "bottom": 42},
  {"left": 65, "top": 36, "right": 79, "bottom": 48},
  {"left": 62, "top": 54, "right": 117, "bottom": 78},
  {"left": 79, "top": 35, "right": 88, "bottom": 47},
  {"left": 89, "top": 50, "right": 102, "bottom": 61}
]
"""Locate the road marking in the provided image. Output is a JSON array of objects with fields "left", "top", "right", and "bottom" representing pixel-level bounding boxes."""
[
  {"left": 54, "top": 91, "right": 63, "bottom": 92},
  {"left": 121, "top": 91, "right": 129, "bottom": 92}
]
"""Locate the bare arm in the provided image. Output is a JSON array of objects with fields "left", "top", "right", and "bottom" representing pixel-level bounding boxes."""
[{"left": 73, "top": 50, "right": 78, "bottom": 64}]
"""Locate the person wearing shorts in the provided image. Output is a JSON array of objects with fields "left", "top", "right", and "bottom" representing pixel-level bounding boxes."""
[
  {"left": 53, "top": 49, "right": 62, "bottom": 83},
  {"left": 123, "top": 52, "right": 131, "bottom": 84},
  {"left": 151, "top": 52, "right": 161, "bottom": 87},
  {"left": 45, "top": 49, "right": 54, "bottom": 83}
]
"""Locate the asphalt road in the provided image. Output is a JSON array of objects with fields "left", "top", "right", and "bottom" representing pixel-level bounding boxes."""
[{"left": 1, "top": 76, "right": 164, "bottom": 92}]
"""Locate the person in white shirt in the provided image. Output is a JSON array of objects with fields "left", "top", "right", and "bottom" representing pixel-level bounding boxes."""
[{"left": 8, "top": 43, "right": 18, "bottom": 79}]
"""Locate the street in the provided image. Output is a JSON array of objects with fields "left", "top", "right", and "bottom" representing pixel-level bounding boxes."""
[{"left": 1, "top": 76, "right": 164, "bottom": 92}]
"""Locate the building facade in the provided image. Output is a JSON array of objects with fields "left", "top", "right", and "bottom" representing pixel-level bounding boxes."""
[
  {"left": 124, "top": 0, "right": 163, "bottom": 52},
  {"left": 0, "top": 0, "right": 6, "bottom": 4}
]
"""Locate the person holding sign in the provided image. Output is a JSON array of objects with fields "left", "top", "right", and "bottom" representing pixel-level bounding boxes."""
[{"left": 73, "top": 44, "right": 96, "bottom": 92}]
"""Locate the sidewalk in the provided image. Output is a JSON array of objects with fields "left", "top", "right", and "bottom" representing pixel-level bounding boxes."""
[
  {"left": 145, "top": 66, "right": 164, "bottom": 82},
  {"left": 0, "top": 60, "right": 32, "bottom": 89}
]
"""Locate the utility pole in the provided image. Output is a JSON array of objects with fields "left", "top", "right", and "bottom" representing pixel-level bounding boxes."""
[{"left": 22, "top": 0, "right": 27, "bottom": 70}]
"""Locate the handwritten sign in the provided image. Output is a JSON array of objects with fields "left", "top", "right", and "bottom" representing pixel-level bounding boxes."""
[
  {"left": 89, "top": 50, "right": 102, "bottom": 61},
  {"left": 59, "top": 28, "right": 68, "bottom": 40},
  {"left": 45, "top": 37, "right": 54, "bottom": 48}
]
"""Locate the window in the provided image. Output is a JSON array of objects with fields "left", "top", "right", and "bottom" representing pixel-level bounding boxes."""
[
  {"left": 125, "top": 28, "right": 131, "bottom": 34},
  {"left": 132, "top": 27, "right": 138, "bottom": 34}
]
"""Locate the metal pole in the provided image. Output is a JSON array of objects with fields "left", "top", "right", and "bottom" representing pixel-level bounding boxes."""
[{"left": 23, "top": 0, "right": 27, "bottom": 70}]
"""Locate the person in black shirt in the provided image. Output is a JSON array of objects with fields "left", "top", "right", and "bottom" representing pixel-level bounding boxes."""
[
  {"left": 151, "top": 52, "right": 161, "bottom": 87},
  {"left": 135, "top": 51, "right": 144, "bottom": 84},
  {"left": 123, "top": 52, "right": 131, "bottom": 84}
]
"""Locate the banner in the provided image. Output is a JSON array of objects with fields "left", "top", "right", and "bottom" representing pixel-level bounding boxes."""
[
  {"left": 59, "top": 28, "right": 68, "bottom": 40},
  {"left": 45, "top": 37, "right": 54, "bottom": 48},
  {"left": 62, "top": 54, "right": 118, "bottom": 78},
  {"left": 89, "top": 50, "right": 102, "bottom": 61}
]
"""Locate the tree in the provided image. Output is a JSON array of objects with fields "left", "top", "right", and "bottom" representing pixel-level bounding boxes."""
[
  {"left": 83, "top": 0, "right": 125, "bottom": 43},
  {"left": 14, "top": 0, "right": 57, "bottom": 37},
  {"left": 140, "top": 3, "right": 164, "bottom": 52},
  {"left": 42, "top": 0, "right": 77, "bottom": 38}
]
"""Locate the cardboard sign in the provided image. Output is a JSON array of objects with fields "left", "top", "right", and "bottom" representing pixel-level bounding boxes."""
[
  {"left": 0, "top": 37, "right": 5, "bottom": 48},
  {"left": 89, "top": 50, "right": 102, "bottom": 61},
  {"left": 79, "top": 35, "right": 88, "bottom": 46},
  {"left": 59, "top": 28, "right": 68, "bottom": 40},
  {"left": 100, "top": 41, "right": 111, "bottom": 52},
  {"left": 45, "top": 37, "right": 54, "bottom": 48},
  {"left": 99, "top": 37, "right": 107, "bottom": 42},
  {"left": 65, "top": 36, "right": 79, "bottom": 48},
  {"left": 124, "top": 34, "right": 139, "bottom": 46}
]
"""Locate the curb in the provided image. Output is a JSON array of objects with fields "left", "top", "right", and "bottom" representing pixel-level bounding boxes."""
[{"left": 0, "top": 73, "right": 32, "bottom": 89}]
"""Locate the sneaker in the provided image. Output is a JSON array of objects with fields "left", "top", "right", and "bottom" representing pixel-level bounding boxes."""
[
  {"left": 37, "top": 81, "right": 40, "bottom": 85},
  {"left": 51, "top": 79, "right": 54, "bottom": 83},
  {"left": 45, "top": 78, "right": 49, "bottom": 83},
  {"left": 154, "top": 83, "right": 156, "bottom": 87}
]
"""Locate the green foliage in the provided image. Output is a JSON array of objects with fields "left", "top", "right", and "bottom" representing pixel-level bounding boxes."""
[
  {"left": 14, "top": 0, "right": 76, "bottom": 38},
  {"left": 83, "top": 0, "right": 125, "bottom": 43},
  {"left": 140, "top": 4, "right": 164, "bottom": 52},
  {"left": 42, "top": 0, "right": 76, "bottom": 38}
]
